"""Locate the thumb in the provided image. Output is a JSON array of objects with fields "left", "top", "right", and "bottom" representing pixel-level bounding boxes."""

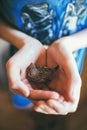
[
  {"left": 6, "top": 61, "right": 30, "bottom": 97},
  {"left": 66, "top": 76, "right": 82, "bottom": 102}
]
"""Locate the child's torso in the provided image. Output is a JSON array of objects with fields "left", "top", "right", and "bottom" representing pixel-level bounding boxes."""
[{"left": 0, "top": 0, "right": 87, "bottom": 45}]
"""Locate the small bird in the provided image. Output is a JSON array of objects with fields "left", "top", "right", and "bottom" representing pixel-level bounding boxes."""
[{"left": 26, "top": 63, "right": 58, "bottom": 85}]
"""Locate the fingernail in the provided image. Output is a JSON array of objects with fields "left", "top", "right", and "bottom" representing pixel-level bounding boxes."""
[
  {"left": 51, "top": 92, "right": 59, "bottom": 99},
  {"left": 24, "top": 90, "right": 30, "bottom": 97},
  {"left": 34, "top": 107, "right": 48, "bottom": 114}
]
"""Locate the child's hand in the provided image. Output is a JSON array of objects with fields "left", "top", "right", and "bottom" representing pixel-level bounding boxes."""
[
  {"left": 6, "top": 38, "right": 58, "bottom": 100},
  {"left": 34, "top": 38, "right": 82, "bottom": 115}
]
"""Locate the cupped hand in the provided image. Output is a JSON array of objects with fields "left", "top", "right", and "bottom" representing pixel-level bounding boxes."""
[
  {"left": 34, "top": 38, "right": 82, "bottom": 115},
  {"left": 6, "top": 38, "right": 58, "bottom": 100}
]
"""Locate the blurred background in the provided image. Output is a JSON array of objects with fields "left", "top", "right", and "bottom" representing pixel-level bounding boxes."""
[{"left": 0, "top": 38, "right": 87, "bottom": 130}]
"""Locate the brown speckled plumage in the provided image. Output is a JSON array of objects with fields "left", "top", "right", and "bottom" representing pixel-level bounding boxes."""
[{"left": 26, "top": 63, "right": 58, "bottom": 86}]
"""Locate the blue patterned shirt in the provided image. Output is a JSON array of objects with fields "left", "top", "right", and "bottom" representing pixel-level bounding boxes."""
[{"left": 0, "top": 0, "right": 87, "bottom": 45}]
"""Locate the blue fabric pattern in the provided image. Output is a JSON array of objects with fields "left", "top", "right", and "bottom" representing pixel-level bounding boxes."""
[{"left": 0, "top": 0, "right": 86, "bottom": 45}]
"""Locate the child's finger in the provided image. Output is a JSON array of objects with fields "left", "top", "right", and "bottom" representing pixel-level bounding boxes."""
[{"left": 29, "top": 90, "right": 59, "bottom": 100}]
